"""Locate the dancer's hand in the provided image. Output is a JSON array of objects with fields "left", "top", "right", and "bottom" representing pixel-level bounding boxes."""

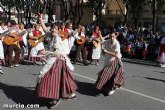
[
  {"left": 102, "top": 49, "right": 108, "bottom": 53},
  {"left": 115, "top": 52, "right": 122, "bottom": 58}
]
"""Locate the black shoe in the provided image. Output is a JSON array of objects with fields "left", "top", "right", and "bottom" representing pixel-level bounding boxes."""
[
  {"left": 84, "top": 63, "right": 89, "bottom": 66},
  {"left": 47, "top": 99, "right": 61, "bottom": 109},
  {"left": 102, "top": 92, "right": 109, "bottom": 96},
  {"left": 102, "top": 91, "right": 110, "bottom": 96}
]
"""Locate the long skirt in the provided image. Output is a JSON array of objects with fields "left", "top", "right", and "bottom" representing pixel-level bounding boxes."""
[
  {"left": 95, "top": 58, "right": 124, "bottom": 92},
  {"left": 92, "top": 46, "right": 101, "bottom": 60},
  {"left": 35, "top": 58, "right": 77, "bottom": 99},
  {"left": 28, "top": 42, "right": 45, "bottom": 62}
]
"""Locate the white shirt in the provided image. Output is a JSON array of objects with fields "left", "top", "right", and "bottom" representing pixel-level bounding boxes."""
[{"left": 103, "top": 39, "right": 122, "bottom": 66}]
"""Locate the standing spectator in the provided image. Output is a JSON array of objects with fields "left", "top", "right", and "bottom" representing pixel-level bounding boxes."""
[
  {"left": 142, "top": 41, "right": 149, "bottom": 60},
  {"left": 157, "top": 23, "right": 165, "bottom": 67},
  {"left": 157, "top": 32, "right": 165, "bottom": 67},
  {"left": 5, "top": 20, "right": 21, "bottom": 67},
  {"left": 91, "top": 26, "right": 103, "bottom": 65},
  {"left": 73, "top": 25, "right": 88, "bottom": 66}
]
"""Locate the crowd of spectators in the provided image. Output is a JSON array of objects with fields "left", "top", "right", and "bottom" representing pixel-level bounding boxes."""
[{"left": 119, "top": 27, "right": 160, "bottom": 61}]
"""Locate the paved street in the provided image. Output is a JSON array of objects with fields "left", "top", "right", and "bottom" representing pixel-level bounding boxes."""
[{"left": 0, "top": 57, "right": 165, "bottom": 110}]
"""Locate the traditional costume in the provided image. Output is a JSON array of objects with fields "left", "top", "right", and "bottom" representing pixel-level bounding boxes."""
[
  {"left": 157, "top": 36, "right": 165, "bottom": 66},
  {"left": 73, "top": 27, "right": 88, "bottom": 65},
  {"left": 5, "top": 30, "right": 21, "bottom": 67},
  {"left": 35, "top": 34, "right": 76, "bottom": 108},
  {"left": 95, "top": 38, "right": 125, "bottom": 96},
  {"left": 91, "top": 32, "right": 102, "bottom": 65},
  {"left": 28, "top": 29, "right": 45, "bottom": 63}
]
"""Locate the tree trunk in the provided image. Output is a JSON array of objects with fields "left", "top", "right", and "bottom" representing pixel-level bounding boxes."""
[
  {"left": 132, "top": 6, "right": 138, "bottom": 29},
  {"left": 134, "top": 18, "right": 138, "bottom": 29},
  {"left": 8, "top": 9, "right": 11, "bottom": 21},
  {"left": 16, "top": 7, "right": 20, "bottom": 23},
  {"left": 152, "top": 0, "right": 157, "bottom": 34},
  {"left": 124, "top": 4, "right": 129, "bottom": 27},
  {"left": 28, "top": 3, "right": 32, "bottom": 23}
]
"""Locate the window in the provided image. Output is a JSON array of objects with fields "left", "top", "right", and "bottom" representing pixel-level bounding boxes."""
[
  {"left": 107, "top": 10, "right": 113, "bottom": 15},
  {"left": 116, "top": 10, "right": 120, "bottom": 15}
]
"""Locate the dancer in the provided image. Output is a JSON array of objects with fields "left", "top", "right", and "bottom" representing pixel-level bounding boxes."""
[
  {"left": 35, "top": 37, "right": 77, "bottom": 109},
  {"left": 95, "top": 32, "right": 125, "bottom": 96},
  {"left": 35, "top": 14, "right": 77, "bottom": 109}
]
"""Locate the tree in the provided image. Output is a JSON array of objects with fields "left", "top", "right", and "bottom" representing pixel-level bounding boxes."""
[
  {"left": 88, "top": 0, "right": 106, "bottom": 25},
  {"left": 14, "top": 0, "right": 25, "bottom": 23},
  {"left": 69, "top": 0, "right": 84, "bottom": 27},
  {"left": 58, "top": 0, "right": 84, "bottom": 27},
  {"left": 0, "top": 0, "right": 15, "bottom": 20},
  {"left": 116, "top": 0, "right": 129, "bottom": 26},
  {"left": 153, "top": 0, "right": 165, "bottom": 33},
  {"left": 128, "top": 0, "right": 146, "bottom": 29},
  {"left": 145, "top": 0, "right": 165, "bottom": 33}
]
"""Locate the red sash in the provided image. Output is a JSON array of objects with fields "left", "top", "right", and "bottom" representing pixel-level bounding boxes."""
[{"left": 33, "top": 30, "right": 42, "bottom": 37}]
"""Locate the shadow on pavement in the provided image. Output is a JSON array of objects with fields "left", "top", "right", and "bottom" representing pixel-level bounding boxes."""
[
  {"left": 0, "top": 82, "right": 50, "bottom": 107},
  {"left": 122, "top": 58, "right": 159, "bottom": 67},
  {"left": 76, "top": 81, "right": 99, "bottom": 97},
  {"left": 154, "top": 71, "right": 165, "bottom": 74},
  {"left": 132, "top": 76, "right": 165, "bottom": 83},
  {"left": 144, "top": 77, "right": 165, "bottom": 83}
]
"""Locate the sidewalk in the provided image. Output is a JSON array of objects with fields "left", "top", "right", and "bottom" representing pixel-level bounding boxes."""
[{"left": 122, "top": 58, "right": 159, "bottom": 67}]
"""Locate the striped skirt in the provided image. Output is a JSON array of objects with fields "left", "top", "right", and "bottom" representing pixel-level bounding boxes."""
[
  {"left": 95, "top": 58, "right": 125, "bottom": 92},
  {"left": 35, "top": 58, "right": 77, "bottom": 99},
  {"left": 28, "top": 56, "right": 44, "bottom": 63}
]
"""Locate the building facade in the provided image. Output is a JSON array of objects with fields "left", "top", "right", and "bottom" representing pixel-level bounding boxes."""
[
  {"left": 104, "top": 0, "right": 165, "bottom": 28},
  {"left": 102, "top": 0, "right": 126, "bottom": 26}
]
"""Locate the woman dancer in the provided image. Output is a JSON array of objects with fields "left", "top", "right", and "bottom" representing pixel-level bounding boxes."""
[
  {"left": 95, "top": 32, "right": 125, "bottom": 96},
  {"left": 35, "top": 14, "right": 77, "bottom": 109}
]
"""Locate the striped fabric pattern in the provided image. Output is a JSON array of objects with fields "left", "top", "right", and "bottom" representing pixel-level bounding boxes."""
[
  {"left": 28, "top": 56, "right": 44, "bottom": 63},
  {"left": 0, "top": 59, "right": 5, "bottom": 65},
  {"left": 95, "top": 58, "right": 125, "bottom": 91},
  {"left": 35, "top": 58, "right": 77, "bottom": 99}
]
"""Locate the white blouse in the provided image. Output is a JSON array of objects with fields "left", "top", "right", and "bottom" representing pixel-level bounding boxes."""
[{"left": 103, "top": 39, "right": 122, "bottom": 66}]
